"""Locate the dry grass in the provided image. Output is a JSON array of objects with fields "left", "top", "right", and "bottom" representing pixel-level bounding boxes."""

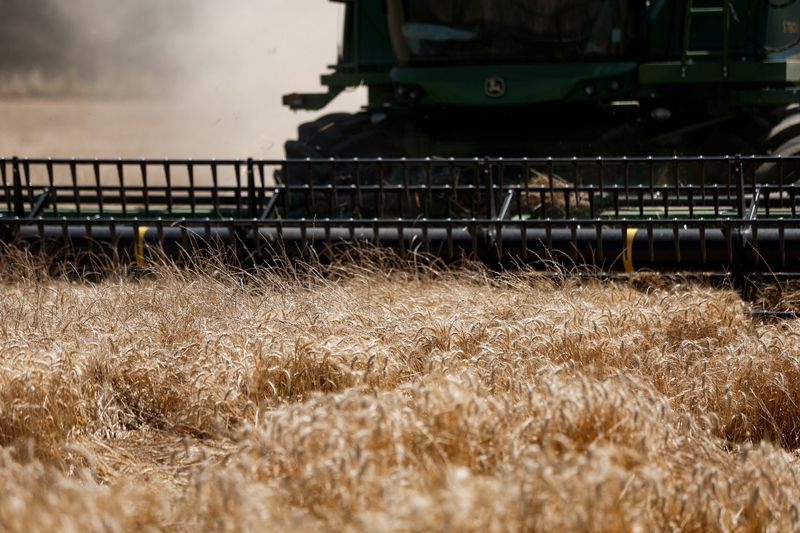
[{"left": 0, "top": 249, "right": 799, "bottom": 531}]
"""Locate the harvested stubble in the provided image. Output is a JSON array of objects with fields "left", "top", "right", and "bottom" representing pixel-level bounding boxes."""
[{"left": 1, "top": 251, "right": 800, "bottom": 531}]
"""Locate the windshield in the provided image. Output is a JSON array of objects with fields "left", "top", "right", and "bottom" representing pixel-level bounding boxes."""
[{"left": 391, "top": 0, "right": 634, "bottom": 64}]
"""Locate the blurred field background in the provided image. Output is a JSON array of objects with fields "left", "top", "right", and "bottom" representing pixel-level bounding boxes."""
[
  {"left": 2, "top": 2, "right": 800, "bottom": 532},
  {"left": 0, "top": 0, "right": 365, "bottom": 158}
]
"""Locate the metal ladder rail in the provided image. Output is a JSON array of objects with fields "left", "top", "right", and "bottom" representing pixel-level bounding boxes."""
[{"left": 681, "top": 0, "right": 731, "bottom": 78}]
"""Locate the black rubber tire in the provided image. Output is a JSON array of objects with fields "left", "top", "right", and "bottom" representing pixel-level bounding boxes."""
[
  {"left": 761, "top": 111, "right": 800, "bottom": 154},
  {"left": 297, "top": 113, "right": 352, "bottom": 143},
  {"left": 751, "top": 106, "right": 800, "bottom": 183},
  {"left": 282, "top": 112, "right": 404, "bottom": 217},
  {"left": 756, "top": 135, "right": 800, "bottom": 183},
  {"left": 286, "top": 112, "right": 401, "bottom": 160}
]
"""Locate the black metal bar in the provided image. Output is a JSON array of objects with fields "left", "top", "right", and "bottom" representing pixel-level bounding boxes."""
[
  {"left": 141, "top": 161, "right": 150, "bottom": 215},
  {"left": 164, "top": 162, "right": 173, "bottom": 214},
  {"left": 93, "top": 160, "right": 104, "bottom": 215},
  {"left": 12, "top": 157, "right": 24, "bottom": 217},
  {"left": 46, "top": 160, "right": 58, "bottom": 216},
  {"left": 70, "top": 160, "right": 80, "bottom": 215},
  {"left": 233, "top": 161, "right": 242, "bottom": 216},
  {"left": 22, "top": 160, "right": 33, "bottom": 212},
  {"left": 116, "top": 161, "right": 127, "bottom": 216},
  {"left": 188, "top": 162, "right": 196, "bottom": 215},
  {"left": 211, "top": 162, "right": 220, "bottom": 216},
  {"left": 0, "top": 159, "right": 10, "bottom": 214},
  {"left": 247, "top": 158, "right": 257, "bottom": 219}
]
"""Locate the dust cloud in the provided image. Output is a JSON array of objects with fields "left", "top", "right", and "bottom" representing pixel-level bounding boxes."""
[{"left": 0, "top": 0, "right": 366, "bottom": 159}]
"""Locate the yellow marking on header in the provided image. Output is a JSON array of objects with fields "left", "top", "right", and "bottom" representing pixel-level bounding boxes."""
[
  {"left": 623, "top": 228, "right": 637, "bottom": 273},
  {"left": 135, "top": 226, "right": 149, "bottom": 267}
]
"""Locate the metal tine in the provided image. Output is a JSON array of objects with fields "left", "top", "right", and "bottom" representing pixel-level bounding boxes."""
[
  {"left": 140, "top": 161, "right": 150, "bottom": 214},
  {"left": 305, "top": 160, "right": 313, "bottom": 215},
  {"left": 695, "top": 157, "right": 705, "bottom": 204},
  {"left": 164, "top": 162, "right": 173, "bottom": 214},
  {"left": 257, "top": 161, "right": 267, "bottom": 217},
  {"left": 46, "top": 159, "right": 57, "bottom": 216},
  {"left": 467, "top": 162, "right": 478, "bottom": 216},
  {"left": 546, "top": 158, "right": 554, "bottom": 218},
  {"left": 472, "top": 158, "right": 481, "bottom": 218},
  {"left": 425, "top": 158, "right": 433, "bottom": 219},
  {"left": 247, "top": 158, "right": 257, "bottom": 219},
  {"left": 572, "top": 157, "right": 580, "bottom": 214},
  {"left": 539, "top": 185, "right": 546, "bottom": 219},
  {"left": 93, "top": 160, "right": 104, "bottom": 215},
  {"left": 780, "top": 218, "right": 786, "bottom": 268},
  {"left": 498, "top": 159, "right": 506, "bottom": 217},
  {"left": 116, "top": 161, "right": 126, "bottom": 216},
  {"left": 672, "top": 155, "right": 679, "bottom": 194},
  {"left": 187, "top": 161, "right": 196, "bottom": 215},
  {"left": 521, "top": 158, "right": 530, "bottom": 219},
  {"left": 12, "top": 157, "right": 24, "bottom": 218},
  {"left": 23, "top": 159, "right": 34, "bottom": 212},
  {"left": 281, "top": 162, "right": 290, "bottom": 217},
  {"left": 379, "top": 160, "right": 386, "bottom": 219},
  {"left": 597, "top": 157, "right": 604, "bottom": 196},
  {"left": 211, "top": 161, "right": 220, "bottom": 217},
  {"left": 401, "top": 159, "right": 409, "bottom": 218},
  {"left": 70, "top": 160, "right": 80, "bottom": 215},
  {"left": 353, "top": 159, "right": 362, "bottom": 216},
  {"left": 0, "top": 159, "right": 9, "bottom": 214},
  {"left": 233, "top": 160, "right": 242, "bottom": 217},
  {"left": 726, "top": 156, "right": 733, "bottom": 200},
  {"left": 623, "top": 157, "right": 630, "bottom": 205},
  {"left": 486, "top": 159, "right": 496, "bottom": 219},
  {"left": 329, "top": 161, "right": 336, "bottom": 217},
  {"left": 735, "top": 155, "right": 745, "bottom": 219}
]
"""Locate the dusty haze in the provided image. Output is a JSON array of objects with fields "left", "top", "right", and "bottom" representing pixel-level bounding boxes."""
[{"left": 0, "top": 0, "right": 366, "bottom": 158}]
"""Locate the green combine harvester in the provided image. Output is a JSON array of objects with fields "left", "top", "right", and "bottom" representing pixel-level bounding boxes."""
[
  {"left": 2, "top": 0, "right": 800, "bottom": 310},
  {"left": 284, "top": 0, "right": 800, "bottom": 161}
]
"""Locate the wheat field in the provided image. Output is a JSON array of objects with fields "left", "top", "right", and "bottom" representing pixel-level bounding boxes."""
[{"left": 0, "top": 250, "right": 799, "bottom": 532}]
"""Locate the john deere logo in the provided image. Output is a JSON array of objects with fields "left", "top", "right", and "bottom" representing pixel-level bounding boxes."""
[{"left": 485, "top": 77, "right": 506, "bottom": 97}]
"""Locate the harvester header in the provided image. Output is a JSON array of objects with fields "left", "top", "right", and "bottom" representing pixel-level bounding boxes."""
[{"left": 2, "top": 155, "right": 799, "bottom": 286}]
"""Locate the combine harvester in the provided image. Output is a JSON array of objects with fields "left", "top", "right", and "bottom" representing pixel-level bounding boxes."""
[{"left": 3, "top": 1, "right": 800, "bottom": 311}]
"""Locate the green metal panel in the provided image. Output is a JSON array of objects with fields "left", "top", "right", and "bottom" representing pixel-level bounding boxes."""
[
  {"left": 335, "top": 0, "right": 395, "bottom": 71},
  {"left": 640, "top": 59, "right": 800, "bottom": 84},
  {"left": 390, "top": 63, "right": 637, "bottom": 106}
]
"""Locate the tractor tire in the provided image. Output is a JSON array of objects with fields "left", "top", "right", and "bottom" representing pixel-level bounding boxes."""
[
  {"left": 282, "top": 112, "right": 403, "bottom": 217},
  {"left": 286, "top": 112, "right": 401, "bottom": 160},
  {"left": 755, "top": 106, "right": 800, "bottom": 183}
]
